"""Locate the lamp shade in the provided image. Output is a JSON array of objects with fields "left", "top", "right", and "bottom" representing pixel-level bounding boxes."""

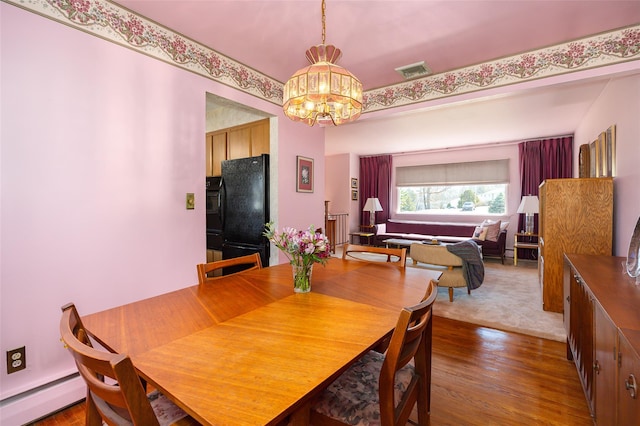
[
  {"left": 283, "top": 45, "right": 363, "bottom": 127},
  {"left": 363, "top": 198, "right": 383, "bottom": 212},
  {"left": 517, "top": 195, "right": 539, "bottom": 214}
]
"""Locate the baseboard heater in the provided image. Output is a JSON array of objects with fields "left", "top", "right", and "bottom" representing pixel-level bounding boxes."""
[{"left": 0, "top": 373, "right": 85, "bottom": 425}]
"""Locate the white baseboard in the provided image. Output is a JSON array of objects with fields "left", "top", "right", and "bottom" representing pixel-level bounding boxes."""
[{"left": 0, "top": 375, "right": 85, "bottom": 425}]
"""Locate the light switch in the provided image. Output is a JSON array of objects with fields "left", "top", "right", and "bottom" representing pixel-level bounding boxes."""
[{"left": 186, "top": 193, "right": 195, "bottom": 210}]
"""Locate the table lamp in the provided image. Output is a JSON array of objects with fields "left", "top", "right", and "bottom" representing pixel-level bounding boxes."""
[
  {"left": 517, "top": 195, "right": 539, "bottom": 234},
  {"left": 363, "top": 197, "right": 383, "bottom": 227}
]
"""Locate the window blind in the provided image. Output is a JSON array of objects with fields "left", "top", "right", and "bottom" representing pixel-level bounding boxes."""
[{"left": 396, "top": 159, "right": 509, "bottom": 186}]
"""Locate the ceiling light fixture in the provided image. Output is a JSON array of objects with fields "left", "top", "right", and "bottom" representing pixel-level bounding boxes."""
[{"left": 282, "top": 0, "right": 363, "bottom": 126}]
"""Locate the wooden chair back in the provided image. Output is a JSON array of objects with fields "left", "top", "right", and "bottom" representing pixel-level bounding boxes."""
[
  {"left": 60, "top": 303, "right": 161, "bottom": 426},
  {"left": 342, "top": 243, "right": 407, "bottom": 267},
  {"left": 196, "top": 252, "right": 262, "bottom": 285},
  {"left": 380, "top": 279, "right": 437, "bottom": 425}
]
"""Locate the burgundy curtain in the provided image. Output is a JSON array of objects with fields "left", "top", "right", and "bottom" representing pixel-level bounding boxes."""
[
  {"left": 359, "top": 155, "right": 392, "bottom": 225},
  {"left": 518, "top": 136, "right": 573, "bottom": 235}
]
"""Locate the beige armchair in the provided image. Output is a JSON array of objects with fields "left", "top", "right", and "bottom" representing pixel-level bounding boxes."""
[{"left": 410, "top": 243, "right": 469, "bottom": 302}]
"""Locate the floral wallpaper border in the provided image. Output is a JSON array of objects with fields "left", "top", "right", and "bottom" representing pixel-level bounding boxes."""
[
  {"left": 6, "top": 0, "right": 640, "bottom": 114},
  {"left": 365, "top": 25, "right": 640, "bottom": 113}
]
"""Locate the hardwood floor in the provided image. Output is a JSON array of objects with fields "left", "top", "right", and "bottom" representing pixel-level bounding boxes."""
[
  {"left": 30, "top": 316, "right": 591, "bottom": 426},
  {"left": 429, "top": 317, "right": 590, "bottom": 425}
]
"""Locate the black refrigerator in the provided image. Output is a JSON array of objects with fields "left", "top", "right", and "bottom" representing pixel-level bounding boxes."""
[{"left": 220, "top": 154, "right": 270, "bottom": 268}]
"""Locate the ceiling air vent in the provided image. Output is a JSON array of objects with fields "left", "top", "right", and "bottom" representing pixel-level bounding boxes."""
[{"left": 395, "top": 61, "right": 431, "bottom": 80}]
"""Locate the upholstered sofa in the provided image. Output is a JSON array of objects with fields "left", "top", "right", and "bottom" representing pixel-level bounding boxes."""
[{"left": 373, "top": 219, "right": 507, "bottom": 263}]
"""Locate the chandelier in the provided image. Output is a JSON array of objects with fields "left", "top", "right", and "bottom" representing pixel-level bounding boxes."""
[{"left": 282, "top": 0, "right": 363, "bottom": 126}]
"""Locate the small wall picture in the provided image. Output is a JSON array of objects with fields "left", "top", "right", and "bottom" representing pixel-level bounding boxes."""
[
  {"left": 296, "top": 156, "right": 313, "bottom": 193},
  {"left": 578, "top": 144, "right": 590, "bottom": 178},
  {"left": 351, "top": 177, "right": 358, "bottom": 188},
  {"left": 605, "top": 124, "right": 616, "bottom": 177},
  {"left": 589, "top": 140, "right": 598, "bottom": 177},
  {"left": 598, "top": 131, "right": 607, "bottom": 177},
  {"left": 351, "top": 190, "right": 358, "bottom": 201}
]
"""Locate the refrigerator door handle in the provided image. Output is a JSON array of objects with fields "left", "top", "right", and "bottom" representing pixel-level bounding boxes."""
[{"left": 219, "top": 177, "right": 226, "bottom": 231}]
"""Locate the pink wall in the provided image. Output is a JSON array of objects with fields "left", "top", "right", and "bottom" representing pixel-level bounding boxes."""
[
  {"left": 0, "top": 4, "right": 324, "bottom": 421},
  {"left": 273, "top": 121, "right": 326, "bottom": 263},
  {"left": 325, "top": 153, "right": 361, "bottom": 231},
  {"left": 574, "top": 74, "right": 640, "bottom": 256}
]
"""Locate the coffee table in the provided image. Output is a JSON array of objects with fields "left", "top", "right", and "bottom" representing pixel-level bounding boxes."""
[{"left": 383, "top": 238, "right": 421, "bottom": 249}]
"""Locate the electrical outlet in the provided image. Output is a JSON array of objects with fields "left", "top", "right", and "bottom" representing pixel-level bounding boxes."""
[{"left": 6, "top": 347, "right": 26, "bottom": 374}]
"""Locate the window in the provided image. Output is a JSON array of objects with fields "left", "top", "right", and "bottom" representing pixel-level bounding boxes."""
[
  {"left": 398, "top": 184, "right": 507, "bottom": 214},
  {"left": 396, "top": 160, "right": 509, "bottom": 215}
]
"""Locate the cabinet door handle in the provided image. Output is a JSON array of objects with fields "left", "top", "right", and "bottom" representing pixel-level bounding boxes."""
[
  {"left": 625, "top": 374, "right": 637, "bottom": 399},
  {"left": 593, "top": 361, "right": 600, "bottom": 374}
]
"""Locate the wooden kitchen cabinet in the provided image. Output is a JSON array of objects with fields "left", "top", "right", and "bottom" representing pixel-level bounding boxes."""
[
  {"left": 539, "top": 178, "right": 613, "bottom": 312},
  {"left": 206, "top": 132, "right": 228, "bottom": 176},
  {"left": 564, "top": 254, "right": 640, "bottom": 424},
  {"left": 206, "top": 118, "right": 269, "bottom": 176},
  {"left": 249, "top": 119, "right": 270, "bottom": 156},
  {"left": 228, "top": 126, "right": 251, "bottom": 159}
]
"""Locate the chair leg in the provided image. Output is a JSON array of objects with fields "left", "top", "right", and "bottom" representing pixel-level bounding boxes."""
[
  {"left": 448, "top": 287, "right": 453, "bottom": 302},
  {"left": 467, "top": 287, "right": 471, "bottom": 295}
]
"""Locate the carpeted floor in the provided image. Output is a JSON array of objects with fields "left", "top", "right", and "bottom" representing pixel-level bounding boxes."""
[
  {"left": 414, "top": 258, "right": 566, "bottom": 341},
  {"left": 333, "top": 247, "right": 566, "bottom": 341}
]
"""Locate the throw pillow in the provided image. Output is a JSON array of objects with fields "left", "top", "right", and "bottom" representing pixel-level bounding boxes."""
[
  {"left": 472, "top": 226, "right": 488, "bottom": 241},
  {"left": 482, "top": 220, "right": 502, "bottom": 242}
]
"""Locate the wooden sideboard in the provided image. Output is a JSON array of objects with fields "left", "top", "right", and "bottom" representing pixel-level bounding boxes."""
[
  {"left": 539, "top": 178, "right": 613, "bottom": 312},
  {"left": 564, "top": 254, "right": 640, "bottom": 424}
]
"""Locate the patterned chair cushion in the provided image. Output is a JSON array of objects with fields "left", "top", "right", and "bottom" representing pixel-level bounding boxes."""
[
  {"left": 98, "top": 390, "right": 192, "bottom": 426},
  {"left": 148, "top": 390, "right": 192, "bottom": 425},
  {"left": 312, "top": 350, "right": 416, "bottom": 426}
]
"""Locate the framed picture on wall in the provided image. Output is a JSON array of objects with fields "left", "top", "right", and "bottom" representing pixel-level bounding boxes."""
[
  {"left": 589, "top": 140, "right": 597, "bottom": 177},
  {"left": 606, "top": 124, "right": 616, "bottom": 177},
  {"left": 598, "top": 131, "right": 607, "bottom": 177},
  {"left": 578, "top": 144, "right": 590, "bottom": 178},
  {"left": 351, "top": 190, "right": 358, "bottom": 201},
  {"left": 296, "top": 156, "right": 314, "bottom": 193},
  {"left": 351, "top": 177, "right": 358, "bottom": 188}
]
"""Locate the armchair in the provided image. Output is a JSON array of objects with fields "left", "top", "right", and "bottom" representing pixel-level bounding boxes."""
[{"left": 410, "top": 243, "right": 469, "bottom": 302}]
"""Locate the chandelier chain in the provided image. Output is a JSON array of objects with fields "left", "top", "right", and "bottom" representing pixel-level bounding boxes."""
[{"left": 321, "top": 0, "right": 326, "bottom": 45}]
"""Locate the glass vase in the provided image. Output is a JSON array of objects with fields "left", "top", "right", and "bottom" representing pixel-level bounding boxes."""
[{"left": 292, "top": 261, "right": 313, "bottom": 293}]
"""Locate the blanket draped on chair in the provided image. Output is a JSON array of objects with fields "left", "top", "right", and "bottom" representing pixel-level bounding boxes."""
[{"left": 447, "top": 240, "right": 485, "bottom": 290}]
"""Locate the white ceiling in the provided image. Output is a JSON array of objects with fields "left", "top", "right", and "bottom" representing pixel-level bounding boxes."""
[{"left": 116, "top": 0, "right": 640, "bottom": 154}]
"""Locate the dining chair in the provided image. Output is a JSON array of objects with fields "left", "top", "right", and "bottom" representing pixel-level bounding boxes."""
[
  {"left": 342, "top": 243, "right": 407, "bottom": 267},
  {"left": 59, "top": 303, "right": 198, "bottom": 426},
  {"left": 196, "top": 252, "right": 262, "bottom": 284},
  {"left": 310, "top": 279, "right": 437, "bottom": 426}
]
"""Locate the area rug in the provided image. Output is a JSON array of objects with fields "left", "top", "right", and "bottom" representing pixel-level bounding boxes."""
[{"left": 419, "top": 260, "right": 566, "bottom": 341}]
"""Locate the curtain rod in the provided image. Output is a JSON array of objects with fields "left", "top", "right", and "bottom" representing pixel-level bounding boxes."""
[{"left": 362, "top": 133, "right": 574, "bottom": 158}]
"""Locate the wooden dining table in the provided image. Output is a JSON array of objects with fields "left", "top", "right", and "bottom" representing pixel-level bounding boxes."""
[{"left": 82, "top": 257, "right": 441, "bottom": 425}]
